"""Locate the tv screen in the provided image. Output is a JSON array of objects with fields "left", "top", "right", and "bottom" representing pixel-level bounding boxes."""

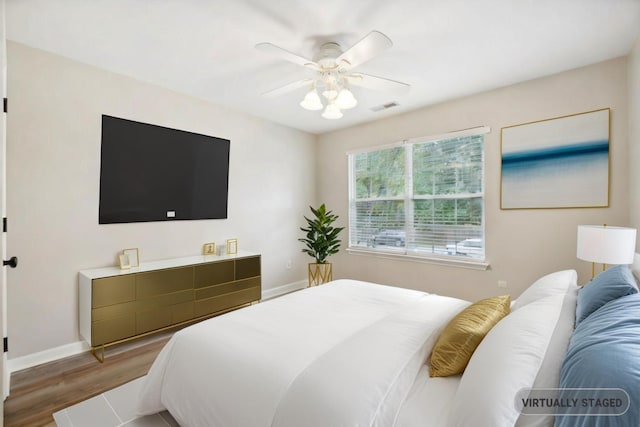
[{"left": 99, "top": 115, "right": 230, "bottom": 224}]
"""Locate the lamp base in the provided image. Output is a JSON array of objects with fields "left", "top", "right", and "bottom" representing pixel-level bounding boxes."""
[{"left": 590, "top": 262, "right": 607, "bottom": 279}]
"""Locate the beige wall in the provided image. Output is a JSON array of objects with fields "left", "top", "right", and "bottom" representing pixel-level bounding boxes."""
[
  {"left": 629, "top": 35, "right": 640, "bottom": 241},
  {"left": 6, "top": 42, "right": 315, "bottom": 359},
  {"left": 318, "top": 57, "right": 630, "bottom": 302}
]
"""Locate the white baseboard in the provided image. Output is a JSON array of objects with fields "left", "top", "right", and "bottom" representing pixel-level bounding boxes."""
[
  {"left": 7, "top": 340, "right": 90, "bottom": 374},
  {"left": 262, "top": 280, "right": 307, "bottom": 300},
  {"left": 7, "top": 280, "right": 308, "bottom": 375}
]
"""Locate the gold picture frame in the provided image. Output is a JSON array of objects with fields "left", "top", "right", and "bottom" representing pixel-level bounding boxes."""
[
  {"left": 226, "top": 238, "right": 238, "bottom": 255},
  {"left": 118, "top": 253, "right": 131, "bottom": 269},
  {"left": 202, "top": 242, "right": 216, "bottom": 255},
  {"left": 122, "top": 248, "right": 139, "bottom": 267}
]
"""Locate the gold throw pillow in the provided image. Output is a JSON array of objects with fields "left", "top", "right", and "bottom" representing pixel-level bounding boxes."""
[{"left": 430, "top": 295, "right": 510, "bottom": 377}]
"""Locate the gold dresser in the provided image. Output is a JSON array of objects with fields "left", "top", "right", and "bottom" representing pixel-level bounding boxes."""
[{"left": 79, "top": 251, "right": 261, "bottom": 361}]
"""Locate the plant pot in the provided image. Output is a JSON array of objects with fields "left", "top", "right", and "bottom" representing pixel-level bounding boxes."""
[{"left": 308, "top": 262, "right": 332, "bottom": 287}]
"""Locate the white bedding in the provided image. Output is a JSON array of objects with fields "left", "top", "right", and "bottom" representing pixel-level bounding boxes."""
[
  {"left": 137, "top": 279, "right": 469, "bottom": 427},
  {"left": 395, "top": 366, "right": 461, "bottom": 427}
]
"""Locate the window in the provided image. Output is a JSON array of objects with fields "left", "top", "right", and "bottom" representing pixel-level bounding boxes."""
[{"left": 348, "top": 127, "right": 488, "bottom": 261}]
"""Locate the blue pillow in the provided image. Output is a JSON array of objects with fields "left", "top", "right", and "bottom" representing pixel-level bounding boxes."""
[
  {"left": 575, "top": 265, "right": 638, "bottom": 326},
  {"left": 556, "top": 294, "right": 640, "bottom": 427}
]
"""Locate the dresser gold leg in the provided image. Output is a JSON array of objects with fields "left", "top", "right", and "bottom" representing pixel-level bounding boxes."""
[{"left": 91, "top": 345, "right": 105, "bottom": 363}]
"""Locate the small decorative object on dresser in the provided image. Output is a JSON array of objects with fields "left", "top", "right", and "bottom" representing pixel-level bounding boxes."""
[
  {"left": 299, "top": 204, "right": 344, "bottom": 286},
  {"left": 226, "top": 238, "right": 238, "bottom": 255},
  {"left": 122, "top": 248, "right": 139, "bottom": 267},
  {"left": 118, "top": 253, "right": 130, "bottom": 269},
  {"left": 202, "top": 242, "right": 216, "bottom": 255}
]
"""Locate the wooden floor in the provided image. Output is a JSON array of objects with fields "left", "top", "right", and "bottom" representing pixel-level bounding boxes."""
[{"left": 3, "top": 332, "right": 172, "bottom": 427}]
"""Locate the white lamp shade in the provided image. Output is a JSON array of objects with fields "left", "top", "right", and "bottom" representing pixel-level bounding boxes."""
[
  {"left": 335, "top": 88, "right": 357, "bottom": 109},
  {"left": 300, "top": 89, "right": 323, "bottom": 110},
  {"left": 322, "top": 103, "right": 343, "bottom": 119},
  {"left": 577, "top": 225, "right": 637, "bottom": 265}
]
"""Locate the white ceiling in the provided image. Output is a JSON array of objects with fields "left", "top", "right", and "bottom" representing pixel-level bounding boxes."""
[{"left": 6, "top": 0, "right": 640, "bottom": 135}]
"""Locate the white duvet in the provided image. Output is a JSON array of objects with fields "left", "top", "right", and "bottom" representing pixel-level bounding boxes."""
[{"left": 137, "top": 279, "right": 469, "bottom": 427}]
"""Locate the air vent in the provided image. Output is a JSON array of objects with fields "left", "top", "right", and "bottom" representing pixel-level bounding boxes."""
[{"left": 371, "top": 102, "right": 399, "bottom": 112}]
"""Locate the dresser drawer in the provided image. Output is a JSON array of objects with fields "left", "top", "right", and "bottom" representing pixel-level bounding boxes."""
[
  {"left": 194, "top": 286, "right": 261, "bottom": 317},
  {"left": 195, "top": 277, "right": 260, "bottom": 301},
  {"left": 236, "top": 256, "right": 261, "bottom": 280},
  {"left": 136, "top": 267, "right": 193, "bottom": 298},
  {"left": 136, "top": 300, "right": 196, "bottom": 334},
  {"left": 92, "top": 275, "right": 136, "bottom": 308},
  {"left": 194, "top": 260, "right": 234, "bottom": 288},
  {"left": 92, "top": 314, "right": 135, "bottom": 346}
]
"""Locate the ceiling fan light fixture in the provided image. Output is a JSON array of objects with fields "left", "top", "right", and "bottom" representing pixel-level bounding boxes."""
[
  {"left": 322, "top": 89, "right": 338, "bottom": 100},
  {"left": 335, "top": 88, "right": 357, "bottom": 110},
  {"left": 258, "top": 31, "right": 408, "bottom": 121},
  {"left": 300, "top": 89, "right": 323, "bottom": 111},
  {"left": 322, "top": 103, "right": 343, "bottom": 120}
]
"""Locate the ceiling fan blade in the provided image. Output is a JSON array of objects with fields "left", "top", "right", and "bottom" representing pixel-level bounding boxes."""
[
  {"left": 337, "top": 31, "right": 393, "bottom": 70},
  {"left": 261, "top": 78, "right": 314, "bottom": 98},
  {"left": 346, "top": 73, "right": 410, "bottom": 95},
  {"left": 255, "top": 42, "right": 320, "bottom": 70}
]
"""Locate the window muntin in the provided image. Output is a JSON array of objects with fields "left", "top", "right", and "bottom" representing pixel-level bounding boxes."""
[{"left": 348, "top": 131, "right": 485, "bottom": 260}]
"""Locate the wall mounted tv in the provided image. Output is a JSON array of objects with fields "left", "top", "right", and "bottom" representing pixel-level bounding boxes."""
[{"left": 99, "top": 115, "right": 230, "bottom": 224}]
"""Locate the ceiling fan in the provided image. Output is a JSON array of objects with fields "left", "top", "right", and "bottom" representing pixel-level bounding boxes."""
[{"left": 256, "top": 31, "right": 410, "bottom": 119}]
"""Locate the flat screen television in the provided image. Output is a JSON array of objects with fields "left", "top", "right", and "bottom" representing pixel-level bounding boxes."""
[{"left": 99, "top": 115, "right": 230, "bottom": 224}]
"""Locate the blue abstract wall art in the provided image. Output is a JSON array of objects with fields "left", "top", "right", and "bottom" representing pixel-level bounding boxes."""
[{"left": 501, "top": 108, "right": 610, "bottom": 209}]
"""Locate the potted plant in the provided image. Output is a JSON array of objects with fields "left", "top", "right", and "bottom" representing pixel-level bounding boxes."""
[{"left": 298, "top": 204, "right": 345, "bottom": 286}]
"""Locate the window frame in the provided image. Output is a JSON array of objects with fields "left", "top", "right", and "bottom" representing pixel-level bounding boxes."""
[{"left": 346, "top": 126, "right": 490, "bottom": 269}]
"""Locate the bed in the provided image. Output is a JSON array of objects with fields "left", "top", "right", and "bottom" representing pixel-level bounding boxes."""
[{"left": 137, "top": 266, "right": 640, "bottom": 427}]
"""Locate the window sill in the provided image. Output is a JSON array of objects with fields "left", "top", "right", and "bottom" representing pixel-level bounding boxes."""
[{"left": 346, "top": 248, "right": 490, "bottom": 271}]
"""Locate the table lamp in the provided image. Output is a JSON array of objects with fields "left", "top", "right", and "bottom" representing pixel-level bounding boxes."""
[{"left": 577, "top": 225, "right": 637, "bottom": 279}]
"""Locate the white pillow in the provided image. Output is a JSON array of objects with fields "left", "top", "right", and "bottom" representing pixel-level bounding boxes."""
[
  {"left": 446, "top": 294, "right": 566, "bottom": 427},
  {"left": 514, "top": 284, "right": 578, "bottom": 427},
  {"left": 511, "top": 270, "right": 577, "bottom": 311}
]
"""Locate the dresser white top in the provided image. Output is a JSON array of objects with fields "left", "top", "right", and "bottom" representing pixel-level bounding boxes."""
[{"left": 79, "top": 250, "right": 260, "bottom": 280}]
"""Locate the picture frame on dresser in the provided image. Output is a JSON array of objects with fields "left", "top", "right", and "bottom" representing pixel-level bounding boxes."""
[
  {"left": 226, "top": 238, "right": 238, "bottom": 255},
  {"left": 202, "top": 242, "right": 216, "bottom": 255},
  {"left": 123, "top": 248, "right": 139, "bottom": 267},
  {"left": 118, "top": 254, "right": 130, "bottom": 269}
]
